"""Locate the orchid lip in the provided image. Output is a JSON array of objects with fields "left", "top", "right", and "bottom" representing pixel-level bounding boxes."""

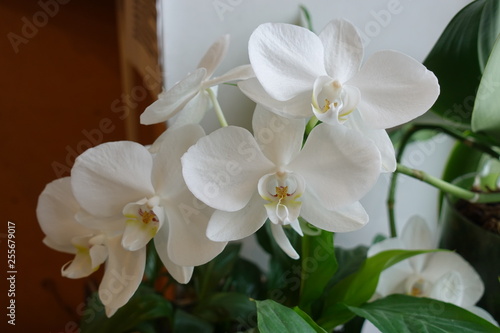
[{"left": 258, "top": 171, "right": 305, "bottom": 226}]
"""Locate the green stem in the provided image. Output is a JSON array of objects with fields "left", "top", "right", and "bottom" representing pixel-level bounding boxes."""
[
  {"left": 397, "top": 163, "right": 500, "bottom": 203},
  {"left": 387, "top": 123, "right": 500, "bottom": 237},
  {"left": 206, "top": 87, "right": 228, "bottom": 128}
]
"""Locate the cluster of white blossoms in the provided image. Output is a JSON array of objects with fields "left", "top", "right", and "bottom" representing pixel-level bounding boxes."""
[{"left": 37, "top": 19, "right": 439, "bottom": 316}]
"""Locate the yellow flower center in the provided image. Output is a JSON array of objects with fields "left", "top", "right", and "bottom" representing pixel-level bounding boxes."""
[
  {"left": 139, "top": 208, "right": 159, "bottom": 225},
  {"left": 274, "top": 186, "right": 289, "bottom": 200}
]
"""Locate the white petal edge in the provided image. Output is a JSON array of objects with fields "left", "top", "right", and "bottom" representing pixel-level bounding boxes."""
[
  {"left": 207, "top": 192, "right": 268, "bottom": 241},
  {"left": 140, "top": 68, "right": 206, "bottom": 125},
  {"left": 99, "top": 235, "right": 146, "bottom": 317},
  {"left": 249, "top": 22, "right": 326, "bottom": 101},
  {"left": 319, "top": 19, "right": 363, "bottom": 83},
  {"left": 152, "top": 124, "right": 205, "bottom": 199},
  {"left": 71, "top": 141, "right": 155, "bottom": 217},
  {"left": 252, "top": 105, "right": 305, "bottom": 166},
  {"left": 197, "top": 34, "right": 229, "bottom": 78},
  {"left": 37, "top": 177, "right": 94, "bottom": 251},
  {"left": 238, "top": 78, "right": 313, "bottom": 118},
  {"left": 348, "top": 50, "right": 439, "bottom": 129},
  {"left": 161, "top": 190, "right": 227, "bottom": 266},
  {"left": 270, "top": 223, "right": 299, "bottom": 259},
  {"left": 300, "top": 192, "right": 368, "bottom": 232},
  {"left": 289, "top": 123, "right": 381, "bottom": 210}
]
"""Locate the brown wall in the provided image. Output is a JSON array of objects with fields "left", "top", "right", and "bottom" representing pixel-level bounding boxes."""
[{"left": 0, "top": 1, "right": 161, "bottom": 331}]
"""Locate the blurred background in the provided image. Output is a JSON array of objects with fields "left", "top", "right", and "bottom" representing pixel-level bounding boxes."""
[{"left": 0, "top": 1, "right": 163, "bottom": 331}]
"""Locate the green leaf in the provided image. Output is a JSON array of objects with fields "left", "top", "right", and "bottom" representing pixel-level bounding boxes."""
[
  {"left": 478, "top": 0, "right": 500, "bottom": 71},
  {"left": 227, "top": 257, "right": 266, "bottom": 299},
  {"left": 348, "top": 294, "right": 500, "bottom": 333},
  {"left": 299, "top": 5, "right": 314, "bottom": 32},
  {"left": 423, "top": 0, "right": 486, "bottom": 125},
  {"left": 299, "top": 229, "right": 337, "bottom": 313},
  {"left": 472, "top": 36, "right": 500, "bottom": 143},
  {"left": 194, "top": 243, "right": 242, "bottom": 299},
  {"left": 194, "top": 292, "right": 256, "bottom": 325},
  {"left": 318, "top": 249, "right": 439, "bottom": 329},
  {"left": 328, "top": 245, "right": 368, "bottom": 288},
  {"left": 173, "top": 309, "right": 214, "bottom": 333},
  {"left": 293, "top": 306, "right": 328, "bottom": 333},
  {"left": 255, "top": 300, "right": 319, "bottom": 333},
  {"left": 80, "top": 285, "right": 173, "bottom": 333}
]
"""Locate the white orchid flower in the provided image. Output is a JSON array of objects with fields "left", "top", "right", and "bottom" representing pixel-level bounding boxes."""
[
  {"left": 239, "top": 19, "right": 439, "bottom": 172},
  {"left": 36, "top": 177, "right": 145, "bottom": 317},
  {"left": 182, "top": 106, "right": 381, "bottom": 259},
  {"left": 368, "top": 215, "right": 496, "bottom": 324},
  {"left": 70, "top": 125, "right": 226, "bottom": 285},
  {"left": 141, "top": 34, "right": 254, "bottom": 127}
]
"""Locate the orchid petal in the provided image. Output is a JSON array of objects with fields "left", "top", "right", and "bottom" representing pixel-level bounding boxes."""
[
  {"left": 206, "top": 64, "right": 255, "bottom": 87},
  {"left": 368, "top": 236, "right": 415, "bottom": 297},
  {"left": 376, "top": 261, "right": 414, "bottom": 296},
  {"left": 249, "top": 23, "right": 326, "bottom": 101},
  {"left": 429, "top": 270, "right": 465, "bottom": 305},
  {"left": 152, "top": 221, "right": 194, "bottom": 284},
  {"left": 319, "top": 19, "right": 363, "bottom": 82},
  {"left": 37, "top": 177, "right": 93, "bottom": 252},
  {"left": 74, "top": 210, "right": 124, "bottom": 236},
  {"left": 423, "top": 252, "right": 484, "bottom": 307},
  {"left": 161, "top": 252, "right": 194, "bottom": 285},
  {"left": 140, "top": 68, "right": 206, "bottom": 125},
  {"left": 207, "top": 192, "right": 268, "bottom": 241},
  {"left": 252, "top": 105, "right": 305, "bottom": 166},
  {"left": 152, "top": 124, "right": 205, "bottom": 199},
  {"left": 61, "top": 234, "right": 106, "bottom": 279},
  {"left": 197, "top": 34, "right": 229, "bottom": 78},
  {"left": 99, "top": 236, "right": 146, "bottom": 317},
  {"left": 270, "top": 223, "right": 299, "bottom": 259},
  {"left": 71, "top": 141, "right": 155, "bottom": 217},
  {"left": 169, "top": 92, "right": 209, "bottom": 129},
  {"left": 160, "top": 190, "right": 226, "bottom": 266},
  {"left": 348, "top": 50, "right": 439, "bottom": 129},
  {"left": 400, "top": 216, "right": 434, "bottom": 273},
  {"left": 182, "top": 126, "right": 274, "bottom": 211},
  {"left": 300, "top": 193, "right": 368, "bottom": 232},
  {"left": 238, "top": 78, "right": 312, "bottom": 118},
  {"left": 401, "top": 215, "right": 435, "bottom": 250},
  {"left": 466, "top": 306, "right": 498, "bottom": 325},
  {"left": 347, "top": 110, "right": 396, "bottom": 172},
  {"left": 289, "top": 124, "right": 381, "bottom": 210},
  {"left": 61, "top": 252, "right": 94, "bottom": 279}
]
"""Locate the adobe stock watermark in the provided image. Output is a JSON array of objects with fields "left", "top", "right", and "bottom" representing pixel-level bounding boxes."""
[
  {"left": 358, "top": 0, "right": 404, "bottom": 47},
  {"left": 212, "top": 0, "right": 244, "bottom": 21},
  {"left": 51, "top": 65, "right": 161, "bottom": 178},
  {"left": 7, "top": 0, "right": 71, "bottom": 54}
]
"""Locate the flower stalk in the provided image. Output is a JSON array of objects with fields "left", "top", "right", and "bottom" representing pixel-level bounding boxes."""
[{"left": 206, "top": 87, "right": 228, "bottom": 128}]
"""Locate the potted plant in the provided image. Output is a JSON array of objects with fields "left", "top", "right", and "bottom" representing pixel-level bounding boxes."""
[{"left": 35, "top": 2, "right": 500, "bottom": 332}]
